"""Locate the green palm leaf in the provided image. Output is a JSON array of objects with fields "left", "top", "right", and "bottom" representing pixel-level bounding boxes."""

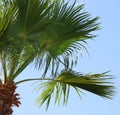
[
  {"left": 0, "top": 0, "right": 100, "bottom": 79},
  {"left": 0, "top": 0, "right": 115, "bottom": 112},
  {"left": 57, "top": 70, "right": 114, "bottom": 98},
  {"left": 36, "top": 70, "right": 115, "bottom": 109},
  {"left": 32, "top": 0, "right": 100, "bottom": 77},
  {"left": 0, "top": 1, "right": 16, "bottom": 52},
  {"left": 0, "top": 0, "right": 54, "bottom": 81}
]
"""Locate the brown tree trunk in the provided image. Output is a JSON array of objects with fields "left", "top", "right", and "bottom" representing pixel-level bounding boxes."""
[
  {"left": 0, "top": 100, "right": 4, "bottom": 115},
  {"left": 0, "top": 80, "right": 21, "bottom": 115},
  {"left": 0, "top": 100, "right": 13, "bottom": 115}
]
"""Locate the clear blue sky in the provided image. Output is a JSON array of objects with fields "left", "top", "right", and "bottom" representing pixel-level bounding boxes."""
[{"left": 13, "top": 0, "right": 120, "bottom": 114}]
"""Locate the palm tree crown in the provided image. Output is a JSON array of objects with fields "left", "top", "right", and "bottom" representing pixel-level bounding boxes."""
[{"left": 0, "top": 0, "right": 115, "bottom": 114}]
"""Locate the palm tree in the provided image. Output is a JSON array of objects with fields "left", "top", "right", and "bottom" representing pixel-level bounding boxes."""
[{"left": 0, "top": 0, "right": 115, "bottom": 114}]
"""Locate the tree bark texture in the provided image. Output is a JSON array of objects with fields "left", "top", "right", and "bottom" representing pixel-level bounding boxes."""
[{"left": 0, "top": 81, "right": 20, "bottom": 115}]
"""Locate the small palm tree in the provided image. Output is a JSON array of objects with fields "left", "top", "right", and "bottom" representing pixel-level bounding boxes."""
[{"left": 0, "top": 0, "right": 114, "bottom": 114}]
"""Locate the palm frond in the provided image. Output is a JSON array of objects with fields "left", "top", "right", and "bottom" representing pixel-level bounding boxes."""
[
  {"left": 0, "top": 0, "right": 100, "bottom": 79},
  {"left": 33, "top": 1, "right": 99, "bottom": 77},
  {"left": 6, "top": 43, "right": 38, "bottom": 81},
  {"left": 0, "top": 1, "right": 16, "bottom": 52},
  {"left": 0, "top": 0, "right": 115, "bottom": 112},
  {"left": 36, "top": 81, "right": 56, "bottom": 110},
  {"left": 8, "top": 0, "right": 53, "bottom": 40},
  {"left": 38, "top": 1, "right": 99, "bottom": 57},
  {"left": 36, "top": 70, "right": 115, "bottom": 109},
  {"left": 57, "top": 70, "right": 115, "bottom": 98}
]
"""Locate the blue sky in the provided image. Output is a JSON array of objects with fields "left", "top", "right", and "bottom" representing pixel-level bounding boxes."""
[{"left": 13, "top": 0, "right": 120, "bottom": 114}]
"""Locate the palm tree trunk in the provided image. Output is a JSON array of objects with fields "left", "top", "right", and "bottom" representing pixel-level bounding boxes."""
[
  {"left": 0, "top": 80, "right": 20, "bottom": 115},
  {"left": 0, "top": 100, "right": 13, "bottom": 115},
  {"left": 0, "top": 100, "right": 4, "bottom": 115}
]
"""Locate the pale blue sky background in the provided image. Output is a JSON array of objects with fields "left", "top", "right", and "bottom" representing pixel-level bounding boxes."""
[{"left": 13, "top": 0, "right": 120, "bottom": 114}]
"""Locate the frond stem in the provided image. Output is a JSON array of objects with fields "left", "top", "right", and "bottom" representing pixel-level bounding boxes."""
[
  {"left": 56, "top": 57, "right": 71, "bottom": 70},
  {"left": 56, "top": 57, "right": 66, "bottom": 67},
  {"left": 0, "top": 53, "right": 7, "bottom": 83},
  {"left": 15, "top": 78, "right": 54, "bottom": 85}
]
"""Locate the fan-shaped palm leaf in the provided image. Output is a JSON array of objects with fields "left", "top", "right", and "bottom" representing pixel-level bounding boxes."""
[
  {"left": 0, "top": 0, "right": 100, "bottom": 79},
  {"left": 0, "top": 0, "right": 115, "bottom": 113},
  {"left": 30, "top": 0, "right": 99, "bottom": 77},
  {"left": 36, "top": 70, "right": 114, "bottom": 109},
  {"left": 0, "top": 0, "right": 54, "bottom": 81},
  {"left": 0, "top": 1, "right": 16, "bottom": 51}
]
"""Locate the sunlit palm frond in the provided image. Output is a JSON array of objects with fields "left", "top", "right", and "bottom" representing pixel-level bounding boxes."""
[
  {"left": 57, "top": 70, "right": 114, "bottom": 98},
  {"left": 0, "top": 1, "right": 16, "bottom": 52},
  {"left": 36, "top": 70, "right": 115, "bottom": 109},
  {"left": 0, "top": 0, "right": 115, "bottom": 112},
  {"left": 41, "top": 1, "right": 99, "bottom": 56},
  {"left": 35, "top": 2, "right": 99, "bottom": 56},
  {"left": 6, "top": 43, "right": 38, "bottom": 81},
  {"left": 0, "top": 0, "right": 99, "bottom": 79},
  {"left": 8, "top": 0, "right": 53, "bottom": 41},
  {"left": 0, "top": 0, "right": 54, "bottom": 81},
  {"left": 33, "top": 0, "right": 99, "bottom": 77},
  {"left": 36, "top": 80, "right": 71, "bottom": 110},
  {"left": 0, "top": 1, "right": 18, "bottom": 82}
]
